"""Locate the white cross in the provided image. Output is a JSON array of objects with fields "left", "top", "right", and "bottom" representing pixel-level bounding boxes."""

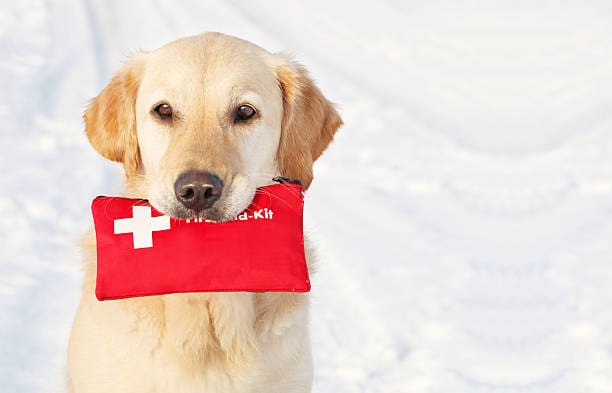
[{"left": 113, "top": 206, "right": 171, "bottom": 249}]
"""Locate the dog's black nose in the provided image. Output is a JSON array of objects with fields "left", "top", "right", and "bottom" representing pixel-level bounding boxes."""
[{"left": 174, "top": 171, "right": 223, "bottom": 211}]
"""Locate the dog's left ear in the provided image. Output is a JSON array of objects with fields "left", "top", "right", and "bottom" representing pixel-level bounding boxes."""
[
  {"left": 84, "top": 53, "right": 147, "bottom": 176},
  {"left": 273, "top": 56, "right": 343, "bottom": 189}
]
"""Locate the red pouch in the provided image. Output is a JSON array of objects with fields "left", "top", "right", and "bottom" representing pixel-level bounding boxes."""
[{"left": 91, "top": 183, "right": 310, "bottom": 300}]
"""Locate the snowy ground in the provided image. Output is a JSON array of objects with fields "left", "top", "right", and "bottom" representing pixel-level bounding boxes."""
[{"left": 2, "top": 1, "right": 612, "bottom": 392}]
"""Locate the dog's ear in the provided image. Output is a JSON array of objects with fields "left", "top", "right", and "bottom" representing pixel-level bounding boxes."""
[
  {"left": 274, "top": 56, "right": 342, "bottom": 189},
  {"left": 84, "top": 53, "right": 147, "bottom": 176}
]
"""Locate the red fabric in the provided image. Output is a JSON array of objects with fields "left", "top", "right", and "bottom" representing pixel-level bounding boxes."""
[{"left": 91, "top": 183, "right": 310, "bottom": 300}]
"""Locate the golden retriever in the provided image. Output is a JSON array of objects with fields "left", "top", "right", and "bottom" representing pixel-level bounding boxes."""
[{"left": 67, "top": 32, "right": 341, "bottom": 393}]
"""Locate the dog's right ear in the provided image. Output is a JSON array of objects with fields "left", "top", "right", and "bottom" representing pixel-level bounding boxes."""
[{"left": 84, "top": 53, "right": 147, "bottom": 176}]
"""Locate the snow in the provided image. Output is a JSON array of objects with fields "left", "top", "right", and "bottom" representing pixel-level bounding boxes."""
[{"left": 2, "top": 1, "right": 612, "bottom": 392}]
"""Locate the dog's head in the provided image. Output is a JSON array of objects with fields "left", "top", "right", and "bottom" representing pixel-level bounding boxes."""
[{"left": 85, "top": 33, "right": 342, "bottom": 221}]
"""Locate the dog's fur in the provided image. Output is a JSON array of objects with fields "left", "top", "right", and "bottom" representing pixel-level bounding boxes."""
[{"left": 67, "top": 33, "right": 341, "bottom": 393}]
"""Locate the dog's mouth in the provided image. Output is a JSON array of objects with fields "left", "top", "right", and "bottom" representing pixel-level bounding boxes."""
[
  {"left": 152, "top": 184, "right": 257, "bottom": 223},
  {"left": 165, "top": 203, "right": 228, "bottom": 223}
]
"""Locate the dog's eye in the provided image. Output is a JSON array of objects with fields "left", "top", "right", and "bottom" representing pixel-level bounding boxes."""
[
  {"left": 153, "top": 103, "right": 173, "bottom": 120},
  {"left": 235, "top": 105, "right": 256, "bottom": 122}
]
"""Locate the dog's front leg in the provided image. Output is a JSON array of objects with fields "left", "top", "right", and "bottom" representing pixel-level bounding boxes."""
[{"left": 208, "top": 293, "right": 258, "bottom": 364}]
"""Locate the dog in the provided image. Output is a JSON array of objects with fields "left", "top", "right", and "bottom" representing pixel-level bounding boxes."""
[{"left": 66, "top": 32, "right": 342, "bottom": 393}]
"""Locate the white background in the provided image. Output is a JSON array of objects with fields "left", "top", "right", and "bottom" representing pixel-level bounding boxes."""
[{"left": 2, "top": 1, "right": 612, "bottom": 392}]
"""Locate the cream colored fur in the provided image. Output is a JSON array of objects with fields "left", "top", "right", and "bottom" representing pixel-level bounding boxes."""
[{"left": 67, "top": 33, "right": 341, "bottom": 393}]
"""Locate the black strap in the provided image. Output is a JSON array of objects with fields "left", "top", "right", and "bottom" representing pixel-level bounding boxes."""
[{"left": 272, "top": 176, "right": 302, "bottom": 186}]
